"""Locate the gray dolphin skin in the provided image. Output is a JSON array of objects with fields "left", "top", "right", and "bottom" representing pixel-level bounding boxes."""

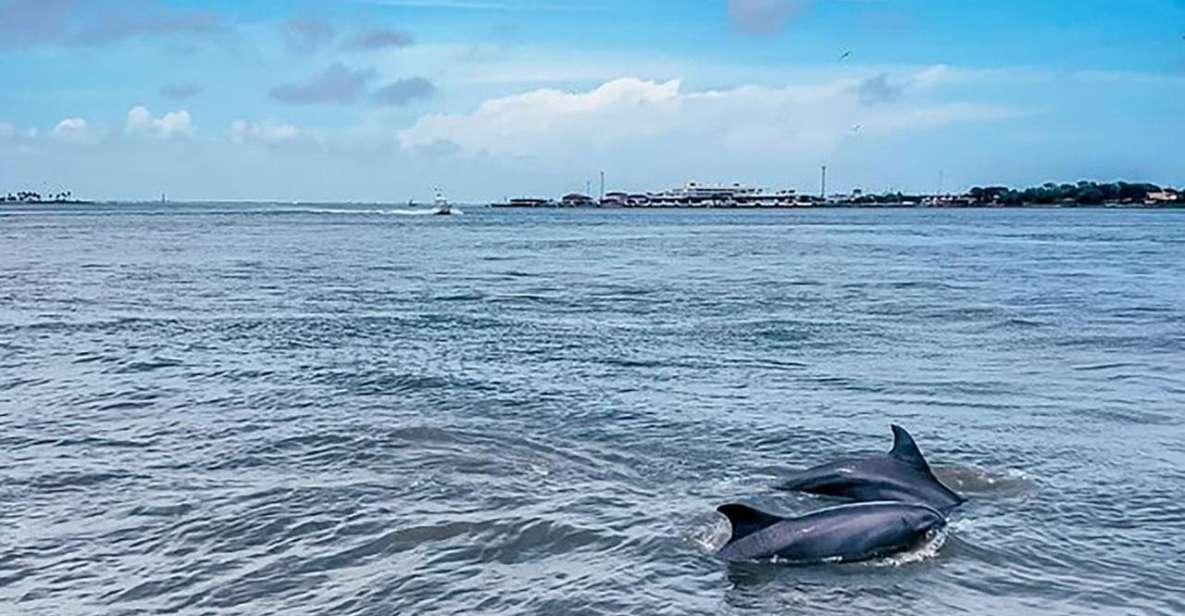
[
  {"left": 775, "top": 425, "right": 965, "bottom": 513},
  {"left": 716, "top": 501, "right": 947, "bottom": 564}
]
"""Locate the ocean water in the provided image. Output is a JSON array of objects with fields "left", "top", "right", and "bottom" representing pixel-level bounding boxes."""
[{"left": 2, "top": 204, "right": 1184, "bottom": 615}]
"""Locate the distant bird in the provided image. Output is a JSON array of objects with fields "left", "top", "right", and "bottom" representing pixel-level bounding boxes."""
[
  {"left": 839, "top": 50, "right": 852, "bottom": 61},
  {"left": 851, "top": 124, "right": 862, "bottom": 133}
]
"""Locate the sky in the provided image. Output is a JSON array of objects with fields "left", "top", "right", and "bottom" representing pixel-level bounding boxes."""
[{"left": 1, "top": 0, "right": 1183, "bottom": 202}]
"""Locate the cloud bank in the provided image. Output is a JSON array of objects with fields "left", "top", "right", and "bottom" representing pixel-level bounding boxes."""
[{"left": 398, "top": 74, "right": 1024, "bottom": 161}]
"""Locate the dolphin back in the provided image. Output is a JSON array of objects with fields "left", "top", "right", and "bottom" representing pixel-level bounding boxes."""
[
  {"left": 775, "top": 424, "right": 966, "bottom": 512},
  {"left": 715, "top": 501, "right": 947, "bottom": 564}
]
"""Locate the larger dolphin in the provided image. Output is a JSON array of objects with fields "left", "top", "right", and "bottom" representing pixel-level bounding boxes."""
[
  {"left": 715, "top": 501, "right": 946, "bottom": 564},
  {"left": 775, "top": 425, "right": 965, "bottom": 513}
]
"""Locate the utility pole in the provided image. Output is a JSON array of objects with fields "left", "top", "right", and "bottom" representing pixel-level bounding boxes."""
[{"left": 820, "top": 165, "right": 828, "bottom": 200}]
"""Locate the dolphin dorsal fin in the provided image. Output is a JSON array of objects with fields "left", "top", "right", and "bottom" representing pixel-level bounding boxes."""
[
  {"left": 888, "top": 424, "right": 929, "bottom": 469},
  {"left": 716, "top": 504, "right": 783, "bottom": 544}
]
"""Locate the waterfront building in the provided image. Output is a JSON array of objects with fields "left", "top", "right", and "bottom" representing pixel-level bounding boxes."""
[
  {"left": 505, "top": 198, "right": 552, "bottom": 207},
  {"left": 1146, "top": 190, "right": 1179, "bottom": 203},
  {"left": 638, "top": 182, "right": 800, "bottom": 208},
  {"left": 561, "top": 193, "right": 596, "bottom": 207},
  {"left": 601, "top": 192, "right": 629, "bottom": 207}
]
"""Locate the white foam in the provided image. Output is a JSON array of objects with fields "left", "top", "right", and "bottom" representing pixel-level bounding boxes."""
[
  {"left": 865, "top": 528, "right": 948, "bottom": 567},
  {"left": 692, "top": 517, "right": 732, "bottom": 554}
]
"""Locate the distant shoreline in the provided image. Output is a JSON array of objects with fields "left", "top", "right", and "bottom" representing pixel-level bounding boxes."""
[
  {"left": 0, "top": 199, "right": 94, "bottom": 206},
  {"left": 490, "top": 202, "right": 1185, "bottom": 210},
  {"left": 495, "top": 181, "right": 1182, "bottom": 210},
  {"left": 1, "top": 202, "right": 1183, "bottom": 210}
]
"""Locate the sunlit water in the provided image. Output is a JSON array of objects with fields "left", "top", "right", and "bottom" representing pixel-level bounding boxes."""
[{"left": 2, "top": 204, "right": 1184, "bottom": 615}]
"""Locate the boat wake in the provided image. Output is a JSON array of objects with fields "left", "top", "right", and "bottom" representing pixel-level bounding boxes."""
[{"left": 285, "top": 207, "right": 459, "bottom": 216}]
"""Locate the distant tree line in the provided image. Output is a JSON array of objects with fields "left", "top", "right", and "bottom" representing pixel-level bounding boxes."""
[
  {"left": 966, "top": 182, "right": 1171, "bottom": 205},
  {"left": 844, "top": 181, "right": 1179, "bottom": 206},
  {"left": 2, "top": 190, "right": 75, "bottom": 203},
  {"left": 847, "top": 191, "right": 923, "bottom": 205}
]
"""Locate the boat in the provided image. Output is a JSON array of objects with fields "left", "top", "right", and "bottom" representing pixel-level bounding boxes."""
[{"left": 432, "top": 188, "right": 452, "bottom": 215}]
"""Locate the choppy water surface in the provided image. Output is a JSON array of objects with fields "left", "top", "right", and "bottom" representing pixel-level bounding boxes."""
[{"left": 2, "top": 204, "right": 1184, "bottom": 615}]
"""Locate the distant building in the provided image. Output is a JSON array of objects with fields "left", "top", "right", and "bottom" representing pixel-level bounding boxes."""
[
  {"left": 1146, "top": 190, "right": 1179, "bottom": 203},
  {"left": 560, "top": 193, "right": 595, "bottom": 207},
  {"left": 505, "top": 198, "right": 551, "bottom": 207},
  {"left": 627, "top": 194, "right": 650, "bottom": 206},
  {"left": 601, "top": 191, "right": 629, "bottom": 207},
  {"left": 639, "top": 182, "right": 799, "bottom": 207}
]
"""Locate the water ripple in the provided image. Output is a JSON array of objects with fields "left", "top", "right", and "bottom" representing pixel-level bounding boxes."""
[{"left": 1, "top": 206, "right": 1184, "bottom": 615}]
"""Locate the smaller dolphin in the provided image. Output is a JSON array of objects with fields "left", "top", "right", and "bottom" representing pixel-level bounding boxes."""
[
  {"left": 716, "top": 501, "right": 946, "bottom": 564},
  {"left": 775, "top": 425, "right": 965, "bottom": 513}
]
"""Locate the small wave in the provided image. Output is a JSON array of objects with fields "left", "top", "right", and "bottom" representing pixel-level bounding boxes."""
[
  {"left": 1073, "top": 362, "right": 1141, "bottom": 372},
  {"left": 933, "top": 465, "right": 1036, "bottom": 497},
  {"left": 116, "top": 357, "right": 184, "bottom": 373}
]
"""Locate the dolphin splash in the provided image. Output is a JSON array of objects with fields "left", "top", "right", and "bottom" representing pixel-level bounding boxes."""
[
  {"left": 775, "top": 425, "right": 965, "bottom": 513},
  {"left": 715, "top": 501, "right": 947, "bottom": 564}
]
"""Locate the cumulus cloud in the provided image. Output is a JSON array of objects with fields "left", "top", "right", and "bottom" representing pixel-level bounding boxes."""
[
  {"left": 0, "top": 0, "right": 229, "bottom": 49},
  {"left": 284, "top": 17, "right": 335, "bottom": 54},
  {"left": 373, "top": 77, "right": 435, "bottom": 105},
  {"left": 159, "top": 83, "right": 203, "bottom": 99},
  {"left": 270, "top": 62, "right": 376, "bottom": 105},
  {"left": 398, "top": 75, "right": 1026, "bottom": 160},
  {"left": 126, "top": 106, "right": 193, "bottom": 138},
  {"left": 228, "top": 119, "right": 313, "bottom": 146},
  {"left": 342, "top": 27, "right": 413, "bottom": 51},
  {"left": 50, "top": 117, "right": 93, "bottom": 143},
  {"left": 728, "top": 0, "right": 809, "bottom": 36}
]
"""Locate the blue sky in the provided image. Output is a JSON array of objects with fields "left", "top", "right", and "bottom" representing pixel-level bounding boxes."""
[{"left": 1, "top": 0, "right": 1183, "bottom": 201}]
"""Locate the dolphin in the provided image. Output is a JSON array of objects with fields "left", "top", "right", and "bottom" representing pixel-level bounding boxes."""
[
  {"left": 715, "top": 501, "right": 946, "bottom": 564},
  {"left": 775, "top": 425, "right": 965, "bottom": 513}
]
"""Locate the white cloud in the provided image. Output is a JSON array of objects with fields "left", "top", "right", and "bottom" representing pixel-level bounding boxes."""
[
  {"left": 50, "top": 117, "right": 94, "bottom": 143},
  {"left": 913, "top": 64, "right": 953, "bottom": 88},
  {"left": 126, "top": 105, "right": 193, "bottom": 138},
  {"left": 228, "top": 119, "right": 311, "bottom": 146},
  {"left": 400, "top": 78, "right": 681, "bottom": 156},
  {"left": 398, "top": 74, "right": 1026, "bottom": 160}
]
